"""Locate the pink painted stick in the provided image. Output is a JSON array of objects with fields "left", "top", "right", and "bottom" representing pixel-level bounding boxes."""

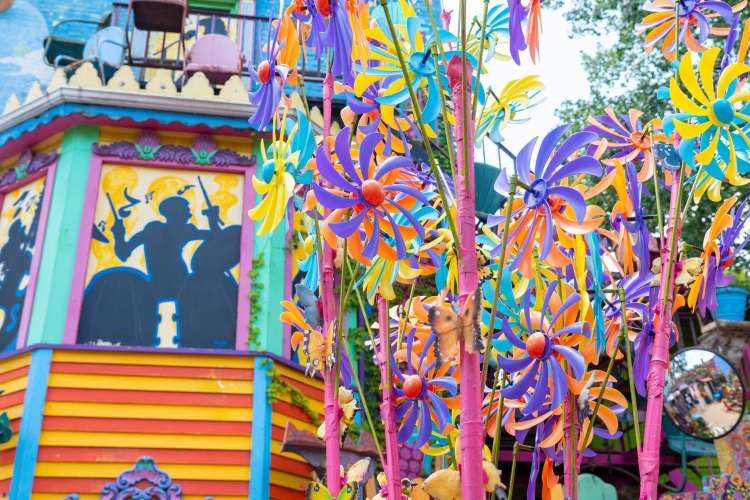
[
  {"left": 320, "top": 71, "right": 342, "bottom": 494},
  {"left": 377, "top": 294, "right": 402, "bottom": 498},
  {"left": 639, "top": 175, "right": 683, "bottom": 499},
  {"left": 564, "top": 393, "right": 574, "bottom": 499},
  {"left": 447, "top": 55, "right": 484, "bottom": 499}
]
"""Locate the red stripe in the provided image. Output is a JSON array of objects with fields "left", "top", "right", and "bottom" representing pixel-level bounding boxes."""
[
  {"left": 42, "top": 416, "right": 252, "bottom": 436},
  {"left": 46, "top": 387, "right": 253, "bottom": 407},
  {"left": 0, "top": 449, "right": 15, "bottom": 463},
  {"left": 0, "top": 390, "right": 25, "bottom": 410},
  {"left": 270, "top": 454, "right": 313, "bottom": 476},
  {"left": 51, "top": 362, "right": 253, "bottom": 380},
  {"left": 0, "top": 478, "right": 8, "bottom": 495},
  {"left": 270, "top": 484, "right": 306, "bottom": 499},
  {"left": 278, "top": 375, "right": 324, "bottom": 400},
  {"left": 36, "top": 446, "right": 250, "bottom": 465},
  {"left": 33, "top": 477, "right": 249, "bottom": 495},
  {"left": 272, "top": 425, "right": 285, "bottom": 441},
  {"left": 0, "top": 365, "right": 28, "bottom": 383},
  {"left": 272, "top": 400, "right": 317, "bottom": 424}
]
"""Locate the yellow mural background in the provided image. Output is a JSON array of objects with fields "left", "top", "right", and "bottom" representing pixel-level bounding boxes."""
[
  {"left": 85, "top": 164, "right": 244, "bottom": 287},
  {"left": 0, "top": 176, "right": 46, "bottom": 250}
]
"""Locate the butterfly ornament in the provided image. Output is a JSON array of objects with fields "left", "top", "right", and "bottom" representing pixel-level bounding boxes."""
[{"left": 428, "top": 288, "right": 484, "bottom": 367}]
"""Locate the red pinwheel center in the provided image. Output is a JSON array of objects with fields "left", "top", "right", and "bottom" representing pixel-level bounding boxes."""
[
  {"left": 361, "top": 179, "right": 386, "bottom": 206},
  {"left": 257, "top": 60, "right": 272, "bottom": 84},
  {"left": 403, "top": 375, "right": 424, "bottom": 399},
  {"left": 526, "top": 332, "right": 548, "bottom": 359},
  {"left": 629, "top": 132, "right": 651, "bottom": 151},
  {"left": 315, "top": 0, "right": 330, "bottom": 16}
]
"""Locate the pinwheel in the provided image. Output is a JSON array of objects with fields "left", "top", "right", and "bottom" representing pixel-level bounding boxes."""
[
  {"left": 669, "top": 47, "right": 750, "bottom": 184},
  {"left": 573, "top": 371, "right": 628, "bottom": 450},
  {"left": 467, "top": 3, "right": 511, "bottom": 63},
  {"left": 314, "top": 128, "right": 428, "bottom": 261},
  {"left": 496, "top": 282, "right": 589, "bottom": 415},
  {"left": 688, "top": 196, "right": 750, "bottom": 315},
  {"left": 248, "top": 27, "right": 290, "bottom": 130},
  {"left": 507, "top": 0, "right": 528, "bottom": 64},
  {"left": 585, "top": 108, "right": 663, "bottom": 182},
  {"left": 488, "top": 124, "right": 604, "bottom": 277},
  {"left": 573, "top": 233, "right": 607, "bottom": 357},
  {"left": 600, "top": 272, "right": 652, "bottom": 357},
  {"left": 475, "top": 75, "right": 545, "bottom": 144},
  {"left": 321, "top": 0, "right": 355, "bottom": 83},
  {"left": 289, "top": 0, "right": 328, "bottom": 57},
  {"left": 391, "top": 328, "right": 458, "bottom": 449},
  {"left": 637, "top": 0, "right": 741, "bottom": 61}
]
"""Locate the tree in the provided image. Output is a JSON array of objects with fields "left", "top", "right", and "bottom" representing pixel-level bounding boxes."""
[{"left": 550, "top": 0, "right": 749, "bottom": 271}]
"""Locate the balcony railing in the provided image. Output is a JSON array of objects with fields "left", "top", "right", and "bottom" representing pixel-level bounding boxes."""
[{"left": 100, "top": 2, "right": 326, "bottom": 87}]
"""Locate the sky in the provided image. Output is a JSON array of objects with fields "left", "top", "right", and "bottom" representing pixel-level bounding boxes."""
[{"left": 441, "top": 1, "right": 600, "bottom": 168}]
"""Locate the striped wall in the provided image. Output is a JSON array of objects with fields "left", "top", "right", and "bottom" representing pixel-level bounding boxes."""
[
  {"left": 269, "top": 363, "right": 324, "bottom": 499},
  {"left": 0, "top": 352, "right": 30, "bottom": 496}
]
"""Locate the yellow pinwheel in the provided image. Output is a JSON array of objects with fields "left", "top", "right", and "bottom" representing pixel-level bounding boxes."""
[
  {"left": 669, "top": 47, "right": 750, "bottom": 186},
  {"left": 476, "top": 75, "right": 544, "bottom": 144}
]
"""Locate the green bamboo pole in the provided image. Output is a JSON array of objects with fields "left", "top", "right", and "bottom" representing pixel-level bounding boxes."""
[{"left": 619, "top": 288, "right": 642, "bottom": 451}]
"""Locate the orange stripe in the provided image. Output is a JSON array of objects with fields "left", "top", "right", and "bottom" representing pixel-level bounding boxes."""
[
  {"left": 0, "top": 365, "right": 28, "bottom": 383},
  {"left": 270, "top": 484, "right": 305, "bottom": 499},
  {"left": 50, "top": 362, "right": 253, "bottom": 380},
  {"left": 0, "top": 391, "right": 25, "bottom": 410},
  {"left": 46, "top": 387, "right": 253, "bottom": 407},
  {"left": 272, "top": 400, "right": 317, "bottom": 424},
  {"left": 278, "top": 375, "right": 324, "bottom": 400},
  {"left": 34, "top": 477, "right": 249, "bottom": 495},
  {"left": 42, "top": 416, "right": 252, "bottom": 436},
  {"left": 36, "top": 446, "right": 250, "bottom": 465},
  {"left": 270, "top": 454, "right": 313, "bottom": 477}
]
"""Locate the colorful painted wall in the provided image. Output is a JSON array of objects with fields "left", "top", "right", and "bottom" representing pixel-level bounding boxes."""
[{"left": 0, "top": 351, "right": 29, "bottom": 496}]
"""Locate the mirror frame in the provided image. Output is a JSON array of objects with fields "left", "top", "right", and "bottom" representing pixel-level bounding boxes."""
[{"left": 664, "top": 347, "right": 746, "bottom": 441}]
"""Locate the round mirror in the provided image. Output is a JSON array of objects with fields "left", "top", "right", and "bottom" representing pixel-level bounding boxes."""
[{"left": 664, "top": 348, "right": 746, "bottom": 440}]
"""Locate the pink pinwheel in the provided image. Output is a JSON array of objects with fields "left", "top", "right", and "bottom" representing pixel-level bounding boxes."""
[
  {"left": 248, "top": 27, "right": 289, "bottom": 130},
  {"left": 497, "top": 284, "right": 589, "bottom": 416},
  {"left": 488, "top": 124, "right": 603, "bottom": 277},
  {"left": 391, "top": 327, "right": 458, "bottom": 449},
  {"left": 314, "top": 128, "right": 428, "bottom": 261}
]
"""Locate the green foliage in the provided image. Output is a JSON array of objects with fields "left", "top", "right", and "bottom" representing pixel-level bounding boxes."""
[
  {"left": 248, "top": 253, "right": 264, "bottom": 350},
  {"left": 265, "top": 360, "right": 321, "bottom": 424},
  {"left": 348, "top": 324, "right": 385, "bottom": 441},
  {"left": 728, "top": 270, "right": 750, "bottom": 291}
]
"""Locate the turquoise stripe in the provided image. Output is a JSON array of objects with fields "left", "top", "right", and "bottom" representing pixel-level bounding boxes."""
[
  {"left": 26, "top": 126, "right": 98, "bottom": 345},
  {"left": 9, "top": 348, "right": 52, "bottom": 498},
  {"left": 249, "top": 357, "right": 272, "bottom": 500}
]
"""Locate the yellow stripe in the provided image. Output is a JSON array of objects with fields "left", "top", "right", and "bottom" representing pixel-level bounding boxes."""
[
  {"left": 44, "top": 401, "right": 252, "bottom": 422},
  {"left": 52, "top": 350, "right": 253, "bottom": 369},
  {"left": 0, "top": 462, "right": 13, "bottom": 479},
  {"left": 0, "top": 405, "right": 23, "bottom": 422},
  {"left": 35, "top": 462, "right": 249, "bottom": 481},
  {"left": 48, "top": 373, "right": 252, "bottom": 394},
  {"left": 271, "top": 413, "right": 316, "bottom": 434},
  {"left": 270, "top": 469, "right": 308, "bottom": 490},
  {"left": 273, "top": 392, "right": 324, "bottom": 414},
  {"left": 39, "top": 431, "right": 251, "bottom": 450},
  {"left": 270, "top": 440, "right": 308, "bottom": 463},
  {"left": 274, "top": 364, "right": 323, "bottom": 389},
  {"left": 0, "top": 435, "right": 18, "bottom": 453},
  {"left": 2, "top": 376, "right": 29, "bottom": 395},
  {"left": 0, "top": 353, "right": 31, "bottom": 373}
]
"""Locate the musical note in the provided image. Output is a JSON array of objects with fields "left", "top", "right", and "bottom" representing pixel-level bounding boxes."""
[
  {"left": 177, "top": 184, "right": 195, "bottom": 196},
  {"left": 144, "top": 191, "right": 155, "bottom": 204},
  {"left": 118, "top": 187, "right": 141, "bottom": 218}
]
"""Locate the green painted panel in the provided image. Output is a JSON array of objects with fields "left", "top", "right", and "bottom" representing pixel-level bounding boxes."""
[
  {"left": 26, "top": 126, "right": 99, "bottom": 345},
  {"left": 189, "top": 0, "right": 239, "bottom": 11}
]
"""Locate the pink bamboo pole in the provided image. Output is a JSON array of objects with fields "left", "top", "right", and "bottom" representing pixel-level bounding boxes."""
[
  {"left": 563, "top": 393, "right": 576, "bottom": 499},
  {"left": 377, "top": 294, "right": 402, "bottom": 498},
  {"left": 639, "top": 173, "right": 684, "bottom": 499},
  {"left": 320, "top": 71, "right": 342, "bottom": 494},
  {"left": 447, "top": 55, "right": 484, "bottom": 499}
]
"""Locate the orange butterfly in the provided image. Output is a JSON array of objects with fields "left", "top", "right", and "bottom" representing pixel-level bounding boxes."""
[{"left": 428, "top": 288, "right": 483, "bottom": 367}]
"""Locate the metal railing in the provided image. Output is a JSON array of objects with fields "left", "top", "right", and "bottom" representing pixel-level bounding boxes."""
[{"left": 109, "top": 2, "right": 326, "bottom": 87}]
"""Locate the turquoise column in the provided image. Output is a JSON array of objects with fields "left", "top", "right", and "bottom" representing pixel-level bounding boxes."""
[
  {"left": 249, "top": 356, "right": 272, "bottom": 500},
  {"left": 250, "top": 208, "right": 286, "bottom": 355},
  {"left": 9, "top": 348, "right": 52, "bottom": 498},
  {"left": 26, "top": 126, "right": 98, "bottom": 345}
]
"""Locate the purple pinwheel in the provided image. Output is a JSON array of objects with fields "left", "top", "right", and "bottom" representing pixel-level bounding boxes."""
[
  {"left": 488, "top": 124, "right": 601, "bottom": 276},
  {"left": 313, "top": 128, "right": 428, "bottom": 261},
  {"left": 497, "top": 285, "right": 589, "bottom": 415},
  {"left": 601, "top": 272, "right": 653, "bottom": 356},
  {"left": 722, "top": 15, "right": 741, "bottom": 68},
  {"left": 508, "top": 0, "right": 529, "bottom": 64},
  {"left": 248, "top": 28, "right": 289, "bottom": 130},
  {"left": 290, "top": 0, "right": 328, "bottom": 58},
  {"left": 322, "top": 0, "right": 354, "bottom": 84},
  {"left": 392, "top": 329, "right": 457, "bottom": 448}
]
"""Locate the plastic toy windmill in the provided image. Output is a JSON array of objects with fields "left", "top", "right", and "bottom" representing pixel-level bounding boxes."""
[
  {"left": 688, "top": 196, "right": 750, "bottom": 315},
  {"left": 288, "top": 0, "right": 328, "bottom": 57},
  {"left": 574, "top": 371, "right": 628, "bottom": 451},
  {"left": 475, "top": 75, "right": 545, "bottom": 144},
  {"left": 248, "top": 26, "right": 291, "bottom": 130},
  {"left": 496, "top": 281, "right": 589, "bottom": 416},
  {"left": 487, "top": 124, "right": 604, "bottom": 277},
  {"left": 467, "top": 3, "right": 511, "bottom": 63},
  {"left": 319, "top": 0, "right": 356, "bottom": 82},
  {"left": 668, "top": 47, "right": 750, "bottom": 184},
  {"left": 313, "top": 127, "right": 429, "bottom": 261},
  {"left": 584, "top": 108, "right": 663, "bottom": 182},
  {"left": 636, "top": 0, "right": 743, "bottom": 61}
]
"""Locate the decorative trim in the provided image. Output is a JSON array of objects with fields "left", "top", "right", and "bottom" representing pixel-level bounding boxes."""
[
  {"left": 0, "top": 150, "right": 57, "bottom": 189},
  {"left": 9, "top": 348, "right": 52, "bottom": 499},
  {"left": 101, "top": 457, "right": 181, "bottom": 499},
  {"left": 250, "top": 357, "right": 272, "bottom": 500},
  {"left": 93, "top": 130, "right": 256, "bottom": 168}
]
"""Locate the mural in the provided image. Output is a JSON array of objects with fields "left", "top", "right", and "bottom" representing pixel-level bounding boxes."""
[
  {"left": 0, "top": 175, "right": 46, "bottom": 352},
  {"left": 77, "top": 164, "right": 243, "bottom": 349}
]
